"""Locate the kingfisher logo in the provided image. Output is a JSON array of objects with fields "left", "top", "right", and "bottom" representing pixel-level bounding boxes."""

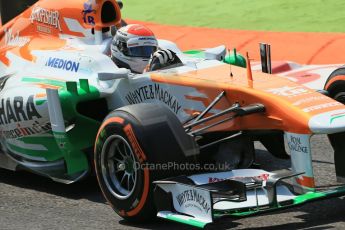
[
  {"left": 30, "top": 6, "right": 62, "bottom": 31},
  {"left": 45, "top": 57, "right": 80, "bottom": 72}
]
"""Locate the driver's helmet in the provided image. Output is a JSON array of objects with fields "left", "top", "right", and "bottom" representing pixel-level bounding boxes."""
[{"left": 111, "top": 24, "right": 158, "bottom": 73}]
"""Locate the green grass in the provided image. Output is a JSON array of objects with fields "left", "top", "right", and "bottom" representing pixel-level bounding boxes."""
[{"left": 122, "top": 0, "right": 345, "bottom": 32}]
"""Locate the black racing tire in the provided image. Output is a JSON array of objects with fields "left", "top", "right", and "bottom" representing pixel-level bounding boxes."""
[
  {"left": 325, "top": 66, "right": 345, "bottom": 103},
  {"left": 94, "top": 103, "right": 198, "bottom": 222},
  {"left": 325, "top": 67, "right": 345, "bottom": 180}
]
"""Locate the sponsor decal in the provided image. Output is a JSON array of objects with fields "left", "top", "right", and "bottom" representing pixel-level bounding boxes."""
[
  {"left": 3, "top": 28, "right": 30, "bottom": 47},
  {"left": 286, "top": 71, "right": 320, "bottom": 85},
  {"left": 37, "top": 25, "right": 52, "bottom": 34},
  {"left": 283, "top": 65, "right": 340, "bottom": 85},
  {"left": 266, "top": 86, "right": 309, "bottom": 97},
  {"left": 302, "top": 102, "right": 341, "bottom": 113},
  {"left": 0, "top": 95, "right": 41, "bottom": 125},
  {"left": 138, "top": 37, "right": 156, "bottom": 41},
  {"left": 45, "top": 57, "right": 80, "bottom": 73},
  {"left": 176, "top": 189, "right": 211, "bottom": 214},
  {"left": 286, "top": 133, "right": 314, "bottom": 191},
  {"left": 287, "top": 136, "right": 308, "bottom": 153},
  {"left": 292, "top": 96, "right": 326, "bottom": 106},
  {"left": 330, "top": 111, "right": 345, "bottom": 124},
  {"left": 123, "top": 124, "right": 146, "bottom": 163},
  {"left": 1, "top": 121, "right": 51, "bottom": 139},
  {"left": 208, "top": 173, "right": 270, "bottom": 183},
  {"left": 125, "top": 84, "right": 182, "bottom": 114},
  {"left": 82, "top": 0, "right": 96, "bottom": 25},
  {"left": 30, "top": 6, "right": 62, "bottom": 31}
]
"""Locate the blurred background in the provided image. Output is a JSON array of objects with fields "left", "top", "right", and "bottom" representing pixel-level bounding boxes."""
[
  {"left": 122, "top": 0, "right": 345, "bottom": 32},
  {"left": 1, "top": 0, "right": 345, "bottom": 32},
  {"left": 1, "top": 0, "right": 344, "bottom": 64},
  {"left": 0, "top": 0, "right": 37, "bottom": 24}
]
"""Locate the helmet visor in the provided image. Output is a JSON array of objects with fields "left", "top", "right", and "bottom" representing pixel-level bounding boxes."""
[{"left": 127, "top": 46, "right": 157, "bottom": 58}]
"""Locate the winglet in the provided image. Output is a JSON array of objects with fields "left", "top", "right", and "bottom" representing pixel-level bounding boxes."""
[{"left": 246, "top": 52, "right": 253, "bottom": 81}]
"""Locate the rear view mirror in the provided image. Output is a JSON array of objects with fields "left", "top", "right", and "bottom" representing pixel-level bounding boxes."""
[{"left": 204, "top": 45, "right": 226, "bottom": 61}]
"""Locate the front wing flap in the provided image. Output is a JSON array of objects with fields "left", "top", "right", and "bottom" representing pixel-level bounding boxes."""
[{"left": 152, "top": 168, "right": 344, "bottom": 228}]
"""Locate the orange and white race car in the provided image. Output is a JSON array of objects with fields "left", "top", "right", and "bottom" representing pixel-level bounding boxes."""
[{"left": 2, "top": 0, "right": 345, "bottom": 228}]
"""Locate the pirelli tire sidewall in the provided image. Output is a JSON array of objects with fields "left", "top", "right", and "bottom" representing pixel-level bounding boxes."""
[{"left": 94, "top": 111, "right": 154, "bottom": 221}]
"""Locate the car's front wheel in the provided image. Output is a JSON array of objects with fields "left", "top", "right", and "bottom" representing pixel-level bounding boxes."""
[
  {"left": 325, "top": 66, "right": 345, "bottom": 103},
  {"left": 94, "top": 103, "right": 198, "bottom": 222}
]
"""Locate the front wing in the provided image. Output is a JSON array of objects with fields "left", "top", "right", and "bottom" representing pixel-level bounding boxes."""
[{"left": 154, "top": 168, "right": 345, "bottom": 228}]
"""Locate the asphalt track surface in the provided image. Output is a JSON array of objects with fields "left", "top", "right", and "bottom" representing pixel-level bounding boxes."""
[{"left": 1, "top": 135, "right": 345, "bottom": 230}]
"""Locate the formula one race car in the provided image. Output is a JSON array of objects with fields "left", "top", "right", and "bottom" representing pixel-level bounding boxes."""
[{"left": 2, "top": 0, "right": 345, "bottom": 228}]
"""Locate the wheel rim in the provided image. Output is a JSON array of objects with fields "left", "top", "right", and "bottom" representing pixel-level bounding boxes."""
[{"left": 101, "top": 135, "right": 138, "bottom": 200}]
